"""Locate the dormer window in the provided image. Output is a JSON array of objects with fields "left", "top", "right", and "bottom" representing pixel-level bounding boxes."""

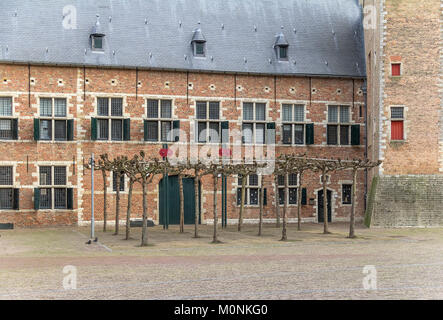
[
  {"left": 191, "top": 26, "right": 206, "bottom": 57},
  {"left": 274, "top": 30, "right": 289, "bottom": 61},
  {"left": 90, "top": 14, "right": 105, "bottom": 51}
]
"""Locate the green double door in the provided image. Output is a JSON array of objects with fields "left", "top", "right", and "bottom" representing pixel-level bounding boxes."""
[{"left": 159, "top": 176, "right": 200, "bottom": 225}]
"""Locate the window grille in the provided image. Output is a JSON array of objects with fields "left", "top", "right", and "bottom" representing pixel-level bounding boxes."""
[
  {"left": 0, "top": 167, "right": 13, "bottom": 185},
  {"left": 111, "top": 98, "right": 123, "bottom": 116},
  {"left": 0, "top": 98, "right": 12, "bottom": 116}
]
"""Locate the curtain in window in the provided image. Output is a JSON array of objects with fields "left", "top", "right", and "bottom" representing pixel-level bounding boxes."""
[
  {"left": 282, "top": 104, "right": 292, "bottom": 121},
  {"left": 160, "top": 100, "right": 172, "bottom": 118},
  {"left": 243, "top": 103, "right": 253, "bottom": 120},
  {"left": 294, "top": 105, "right": 304, "bottom": 122},
  {"left": 242, "top": 123, "right": 253, "bottom": 143},
  {"left": 255, "top": 123, "right": 265, "bottom": 144},
  {"left": 340, "top": 106, "right": 350, "bottom": 123},
  {"left": 97, "top": 98, "right": 109, "bottom": 116},
  {"left": 328, "top": 106, "right": 338, "bottom": 123},
  {"left": 54, "top": 99, "right": 67, "bottom": 117},
  {"left": 40, "top": 98, "right": 52, "bottom": 116},
  {"left": 255, "top": 103, "right": 266, "bottom": 121}
]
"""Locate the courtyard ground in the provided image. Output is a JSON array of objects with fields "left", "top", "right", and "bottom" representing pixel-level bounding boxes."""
[{"left": 0, "top": 222, "right": 442, "bottom": 300}]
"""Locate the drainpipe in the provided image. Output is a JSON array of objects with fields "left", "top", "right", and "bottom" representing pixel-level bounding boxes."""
[{"left": 362, "top": 81, "right": 368, "bottom": 210}]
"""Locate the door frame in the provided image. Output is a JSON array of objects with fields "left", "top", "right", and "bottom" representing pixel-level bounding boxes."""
[{"left": 315, "top": 188, "right": 334, "bottom": 223}]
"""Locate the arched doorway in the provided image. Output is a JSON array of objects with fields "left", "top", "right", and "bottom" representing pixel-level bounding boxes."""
[{"left": 317, "top": 189, "right": 332, "bottom": 223}]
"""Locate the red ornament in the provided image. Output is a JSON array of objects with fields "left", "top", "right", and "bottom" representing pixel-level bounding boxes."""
[
  {"left": 159, "top": 148, "right": 168, "bottom": 158},
  {"left": 219, "top": 148, "right": 232, "bottom": 157}
]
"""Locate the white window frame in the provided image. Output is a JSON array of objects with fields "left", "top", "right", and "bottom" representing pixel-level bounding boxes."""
[
  {"left": 39, "top": 97, "right": 69, "bottom": 142},
  {"left": 281, "top": 104, "right": 306, "bottom": 145},
  {"left": 242, "top": 102, "right": 267, "bottom": 145},
  {"left": 96, "top": 97, "right": 124, "bottom": 141},
  {"left": 195, "top": 101, "right": 221, "bottom": 144},
  {"left": 145, "top": 99, "right": 174, "bottom": 142},
  {"left": 327, "top": 105, "right": 351, "bottom": 145},
  {"left": 39, "top": 166, "right": 68, "bottom": 210}
]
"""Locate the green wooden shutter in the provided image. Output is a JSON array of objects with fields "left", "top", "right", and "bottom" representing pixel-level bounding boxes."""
[
  {"left": 301, "top": 188, "right": 307, "bottom": 205},
  {"left": 67, "top": 188, "right": 74, "bottom": 210},
  {"left": 221, "top": 121, "right": 229, "bottom": 144},
  {"left": 13, "top": 189, "right": 19, "bottom": 210},
  {"left": 123, "top": 119, "right": 131, "bottom": 141},
  {"left": 266, "top": 122, "right": 276, "bottom": 144},
  {"left": 351, "top": 124, "right": 360, "bottom": 146},
  {"left": 144, "top": 120, "right": 148, "bottom": 141},
  {"left": 67, "top": 119, "right": 74, "bottom": 141},
  {"left": 34, "top": 188, "right": 40, "bottom": 210},
  {"left": 263, "top": 188, "right": 267, "bottom": 206},
  {"left": 91, "top": 118, "right": 97, "bottom": 141},
  {"left": 173, "top": 120, "right": 180, "bottom": 142},
  {"left": 306, "top": 123, "right": 314, "bottom": 145},
  {"left": 12, "top": 119, "right": 18, "bottom": 140},
  {"left": 33, "top": 119, "right": 40, "bottom": 141}
]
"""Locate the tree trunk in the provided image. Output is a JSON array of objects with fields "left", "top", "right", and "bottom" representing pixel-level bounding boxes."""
[
  {"left": 297, "top": 171, "right": 302, "bottom": 231},
  {"left": 281, "top": 173, "right": 288, "bottom": 241},
  {"left": 125, "top": 178, "right": 134, "bottom": 240},
  {"left": 114, "top": 172, "right": 121, "bottom": 235},
  {"left": 179, "top": 174, "right": 184, "bottom": 233},
  {"left": 258, "top": 175, "right": 264, "bottom": 236},
  {"left": 212, "top": 175, "right": 219, "bottom": 243},
  {"left": 323, "top": 171, "right": 330, "bottom": 234},
  {"left": 349, "top": 169, "right": 358, "bottom": 238},
  {"left": 238, "top": 176, "right": 246, "bottom": 232},
  {"left": 274, "top": 174, "right": 280, "bottom": 228},
  {"left": 102, "top": 169, "right": 107, "bottom": 232},
  {"left": 194, "top": 175, "right": 199, "bottom": 238},
  {"left": 141, "top": 180, "right": 148, "bottom": 246}
]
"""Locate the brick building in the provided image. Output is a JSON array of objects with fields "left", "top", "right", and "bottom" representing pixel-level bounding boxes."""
[
  {"left": 364, "top": 0, "right": 443, "bottom": 226},
  {"left": 0, "top": 0, "right": 366, "bottom": 227}
]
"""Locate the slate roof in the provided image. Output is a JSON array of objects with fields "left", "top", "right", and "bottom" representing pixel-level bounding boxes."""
[{"left": 0, "top": 0, "right": 366, "bottom": 78}]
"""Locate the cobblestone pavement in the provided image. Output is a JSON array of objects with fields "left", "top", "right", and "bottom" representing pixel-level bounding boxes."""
[{"left": 0, "top": 223, "right": 442, "bottom": 300}]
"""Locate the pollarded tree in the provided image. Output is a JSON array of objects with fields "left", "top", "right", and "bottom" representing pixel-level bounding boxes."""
[
  {"left": 188, "top": 160, "right": 208, "bottom": 238},
  {"left": 110, "top": 156, "right": 129, "bottom": 236},
  {"left": 340, "top": 158, "right": 382, "bottom": 238},
  {"left": 122, "top": 155, "right": 142, "bottom": 240},
  {"left": 309, "top": 158, "right": 347, "bottom": 234}
]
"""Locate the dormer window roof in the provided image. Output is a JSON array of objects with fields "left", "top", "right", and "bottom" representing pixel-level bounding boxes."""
[
  {"left": 191, "top": 26, "right": 206, "bottom": 57},
  {"left": 91, "top": 14, "right": 105, "bottom": 51},
  {"left": 274, "top": 31, "right": 289, "bottom": 61}
]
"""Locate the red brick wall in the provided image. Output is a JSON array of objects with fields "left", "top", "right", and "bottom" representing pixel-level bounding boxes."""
[{"left": 0, "top": 63, "right": 365, "bottom": 227}]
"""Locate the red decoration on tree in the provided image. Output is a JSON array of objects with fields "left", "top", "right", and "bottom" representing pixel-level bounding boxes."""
[
  {"left": 219, "top": 148, "right": 232, "bottom": 157},
  {"left": 159, "top": 148, "right": 168, "bottom": 158}
]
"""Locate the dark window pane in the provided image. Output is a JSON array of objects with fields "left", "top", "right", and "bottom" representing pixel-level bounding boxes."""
[
  {"left": 249, "top": 188, "right": 258, "bottom": 205},
  {"left": 279, "top": 46, "right": 288, "bottom": 59},
  {"left": 196, "top": 102, "right": 207, "bottom": 119},
  {"left": 340, "top": 125, "right": 350, "bottom": 145},
  {"left": 161, "top": 121, "right": 172, "bottom": 142},
  {"left": 342, "top": 184, "right": 352, "bottom": 204},
  {"left": 54, "top": 120, "right": 67, "bottom": 141},
  {"left": 238, "top": 175, "right": 243, "bottom": 186},
  {"left": 40, "top": 98, "right": 52, "bottom": 116},
  {"left": 111, "top": 119, "right": 123, "bottom": 141},
  {"left": 93, "top": 36, "right": 103, "bottom": 49},
  {"left": 209, "top": 102, "right": 220, "bottom": 120},
  {"left": 97, "top": 98, "right": 109, "bottom": 116},
  {"left": 97, "top": 119, "right": 109, "bottom": 140},
  {"left": 294, "top": 124, "right": 304, "bottom": 144},
  {"left": 40, "top": 120, "right": 52, "bottom": 140},
  {"left": 0, "top": 97, "right": 12, "bottom": 116},
  {"left": 54, "top": 167, "right": 66, "bottom": 185},
  {"left": 278, "top": 175, "right": 285, "bottom": 186},
  {"left": 0, "top": 188, "right": 13, "bottom": 209},
  {"left": 208, "top": 122, "right": 220, "bottom": 143},
  {"left": 147, "top": 100, "right": 159, "bottom": 118},
  {"left": 242, "top": 123, "right": 253, "bottom": 144},
  {"left": 288, "top": 174, "right": 297, "bottom": 186},
  {"left": 283, "top": 124, "right": 292, "bottom": 144},
  {"left": 195, "top": 42, "right": 205, "bottom": 55},
  {"left": 249, "top": 174, "right": 258, "bottom": 186},
  {"left": 40, "top": 167, "right": 52, "bottom": 185},
  {"left": 289, "top": 188, "right": 297, "bottom": 205},
  {"left": 54, "top": 188, "right": 67, "bottom": 209},
  {"left": 237, "top": 188, "right": 242, "bottom": 205},
  {"left": 0, "top": 167, "right": 13, "bottom": 185},
  {"left": 0, "top": 119, "right": 13, "bottom": 139},
  {"left": 113, "top": 173, "right": 125, "bottom": 192},
  {"left": 327, "top": 125, "right": 338, "bottom": 145},
  {"left": 54, "top": 99, "right": 67, "bottom": 117},
  {"left": 160, "top": 100, "right": 172, "bottom": 118},
  {"left": 197, "top": 122, "right": 207, "bottom": 143},
  {"left": 391, "top": 107, "right": 404, "bottom": 119},
  {"left": 111, "top": 98, "right": 123, "bottom": 116},
  {"left": 40, "top": 188, "right": 52, "bottom": 209},
  {"left": 146, "top": 121, "right": 158, "bottom": 141},
  {"left": 278, "top": 188, "right": 285, "bottom": 205}
]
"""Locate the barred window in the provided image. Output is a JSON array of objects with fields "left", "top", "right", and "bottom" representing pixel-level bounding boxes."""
[
  {"left": 0, "top": 97, "right": 12, "bottom": 116},
  {"left": 39, "top": 166, "right": 67, "bottom": 209},
  {"left": 146, "top": 99, "right": 173, "bottom": 142},
  {"left": 0, "top": 189, "right": 13, "bottom": 209},
  {"left": 328, "top": 105, "right": 351, "bottom": 145},
  {"left": 196, "top": 101, "right": 220, "bottom": 143},
  {"left": 342, "top": 184, "right": 352, "bottom": 204},
  {"left": 0, "top": 119, "right": 13, "bottom": 140},
  {"left": 39, "top": 98, "right": 68, "bottom": 141},
  {"left": 113, "top": 172, "right": 125, "bottom": 192},
  {"left": 281, "top": 104, "right": 305, "bottom": 145},
  {"left": 278, "top": 174, "right": 298, "bottom": 205},
  {"left": 0, "top": 167, "right": 13, "bottom": 185},
  {"left": 237, "top": 174, "right": 262, "bottom": 206},
  {"left": 96, "top": 97, "right": 124, "bottom": 141},
  {"left": 391, "top": 107, "right": 404, "bottom": 119},
  {"left": 242, "top": 102, "right": 266, "bottom": 144}
]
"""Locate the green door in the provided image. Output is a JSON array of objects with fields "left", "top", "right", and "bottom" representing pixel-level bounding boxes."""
[{"left": 159, "top": 176, "right": 199, "bottom": 225}]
